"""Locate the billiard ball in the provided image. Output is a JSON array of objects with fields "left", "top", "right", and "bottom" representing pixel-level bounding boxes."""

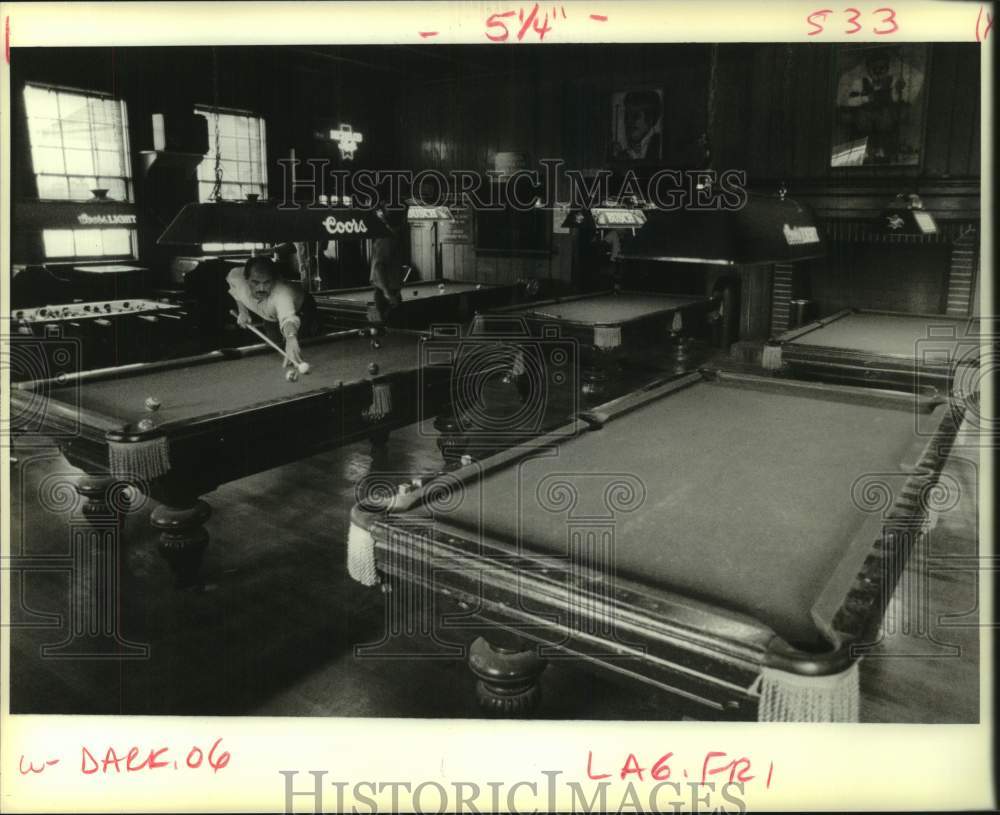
[
  {"left": 413, "top": 290, "right": 419, "bottom": 296},
  {"left": 137, "top": 418, "right": 155, "bottom": 432},
  {"left": 371, "top": 340, "right": 381, "bottom": 350},
  {"left": 475, "top": 284, "right": 482, "bottom": 289},
  {"left": 368, "top": 363, "right": 380, "bottom": 375},
  {"left": 286, "top": 369, "right": 299, "bottom": 382},
  {"left": 297, "top": 362, "right": 311, "bottom": 374},
  {"left": 438, "top": 283, "right": 446, "bottom": 291},
  {"left": 144, "top": 397, "right": 161, "bottom": 412}
]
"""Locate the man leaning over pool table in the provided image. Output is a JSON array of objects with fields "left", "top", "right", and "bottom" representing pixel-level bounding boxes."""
[{"left": 227, "top": 256, "right": 321, "bottom": 368}]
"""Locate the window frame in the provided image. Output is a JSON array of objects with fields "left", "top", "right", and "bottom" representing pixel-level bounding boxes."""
[
  {"left": 23, "top": 81, "right": 138, "bottom": 261},
  {"left": 40, "top": 228, "right": 138, "bottom": 262},
  {"left": 194, "top": 104, "right": 269, "bottom": 253},
  {"left": 24, "top": 81, "right": 134, "bottom": 203},
  {"left": 193, "top": 104, "right": 269, "bottom": 203}
]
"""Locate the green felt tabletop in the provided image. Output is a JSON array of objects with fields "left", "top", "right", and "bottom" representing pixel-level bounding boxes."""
[
  {"left": 791, "top": 312, "right": 980, "bottom": 360},
  {"left": 434, "top": 379, "right": 931, "bottom": 647},
  {"left": 49, "top": 332, "right": 429, "bottom": 426},
  {"left": 511, "top": 293, "right": 708, "bottom": 324},
  {"left": 318, "top": 281, "right": 493, "bottom": 305}
]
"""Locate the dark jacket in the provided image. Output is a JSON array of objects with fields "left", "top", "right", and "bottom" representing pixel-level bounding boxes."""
[{"left": 369, "top": 226, "right": 402, "bottom": 293}]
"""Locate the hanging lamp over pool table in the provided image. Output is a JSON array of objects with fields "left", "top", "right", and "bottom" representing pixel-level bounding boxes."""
[{"left": 157, "top": 199, "right": 391, "bottom": 245}]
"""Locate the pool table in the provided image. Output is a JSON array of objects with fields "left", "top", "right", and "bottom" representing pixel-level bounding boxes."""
[
  {"left": 348, "top": 370, "right": 961, "bottom": 721},
  {"left": 764, "top": 308, "right": 982, "bottom": 397},
  {"left": 10, "top": 298, "right": 189, "bottom": 375},
  {"left": 315, "top": 279, "right": 525, "bottom": 329},
  {"left": 11, "top": 328, "right": 464, "bottom": 586},
  {"left": 470, "top": 290, "right": 723, "bottom": 400}
]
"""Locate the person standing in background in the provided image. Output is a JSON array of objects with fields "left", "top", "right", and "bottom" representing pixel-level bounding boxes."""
[{"left": 368, "top": 204, "right": 403, "bottom": 325}]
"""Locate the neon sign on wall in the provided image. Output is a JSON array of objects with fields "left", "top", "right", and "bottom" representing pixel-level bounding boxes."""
[{"left": 330, "top": 124, "right": 363, "bottom": 160}]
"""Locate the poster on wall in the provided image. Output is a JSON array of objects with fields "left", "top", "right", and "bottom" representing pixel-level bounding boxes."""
[
  {"left": 609, "top": 87, "right": 664, "bottom": 161},
  {"left": 831, "top": 44, "right": 930, "bottom": 168}
]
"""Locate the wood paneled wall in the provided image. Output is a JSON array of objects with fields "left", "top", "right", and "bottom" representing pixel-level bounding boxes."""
[
  {"left": 11, "top": 43, "right": 981, "bottom": 310},
  {"left": 390, "top": 43, "right": 979, "bottom": 295},
  {"left": 713, "top": 43, "right": 980, "bottom": 182},
  {"left": 393, "top": 45, "right": 711, "bottom": 284}
]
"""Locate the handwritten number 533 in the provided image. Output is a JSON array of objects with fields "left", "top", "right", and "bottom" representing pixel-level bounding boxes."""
[{"left": 807, "top": 7, "right": 899, "bottom": 35}]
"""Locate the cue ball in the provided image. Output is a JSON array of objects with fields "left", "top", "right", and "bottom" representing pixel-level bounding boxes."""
[
  {"left": 297, "top": 362, "right": 311, "bottom": 374},
  {"left": 371, "top": 340, "right": 381, "bottom": 350},
  {"left": 138, "top": 418, "right": 155, "bottom": 432},
  {"left": 286, "top": 369, "right": 299, "bottom": 382},
  {"left": 144, "top": 397, "right": 161, "bottom": 412},
  {"left": 368, "top": 363, "right": 379, "bottom": 375}
]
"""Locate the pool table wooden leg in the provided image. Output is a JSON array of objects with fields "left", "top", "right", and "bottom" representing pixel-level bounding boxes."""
[
  {"left": 580, "top": 365, "right": 609, "bottom": 402},
  {"left": 368, "top": 428, "right": 392, "bottom": 450},
  {"left": 433, "top": 412, "right": 465, "bottom": 465},
  {"left": 469, "top": 635, "right": 547, "bottom": 716},
  {"left": 150, "top": 493, "right": 211, "bottom": 589},
  {"left": 75, "top": 474, "right": 127, "bottom": 522},
  {"left": 668, "top": 333, "right": 691, "bottom": 365}
]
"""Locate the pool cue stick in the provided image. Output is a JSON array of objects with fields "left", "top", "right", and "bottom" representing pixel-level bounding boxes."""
[{"left": 229, "top": 310, "right": 294, "bottom": 365}]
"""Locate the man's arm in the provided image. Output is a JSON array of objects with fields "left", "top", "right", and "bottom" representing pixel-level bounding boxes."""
[{"left": 272, "top": 285, "right": 304, "bottom": 367}]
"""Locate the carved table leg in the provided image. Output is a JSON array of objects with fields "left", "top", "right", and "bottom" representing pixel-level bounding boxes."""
[
  {"left": 150, "top": 499, "right": 211, "bottom": 589},
  {"left": 434, "top": 412, "right": 466, "bottom": 465},
  {"left": 580, "top": 365, "right": 609, "bottom": 403},
  {"left": 33, "top": 472, "right": 150, "bottom": 657},
  {"left": 76, "top": 474, "right": 123, "bottom": 523},
  {"left": 669, "top": 333, "right": 692, "bottom": 368},
  {"left": 469, "top": 635, "right": 547, "bottom": 716},
  {"left": 369, "top": 427, "right": 392, "bottom": 451}
]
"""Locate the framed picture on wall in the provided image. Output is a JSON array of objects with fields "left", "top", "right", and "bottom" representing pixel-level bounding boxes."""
[
  {"left": 830, "top": 44, "right": 930, "bottom": 168},
  {"left": 609, "top": 87, "right": 663, "bottom": 162}
]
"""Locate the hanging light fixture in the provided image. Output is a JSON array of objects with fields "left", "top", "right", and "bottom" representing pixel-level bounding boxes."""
[
  {"left": 878, "top": 192, "right": 938, "bottom": 236},
  {"left": 208, "top": 47, "right": 225, "bottom": 202},
  {"left": 157, "top": 200, "right": 392, "bottom": 245},
  {"left": 618, "top": 184, "right": 825, "bottom": 266}
]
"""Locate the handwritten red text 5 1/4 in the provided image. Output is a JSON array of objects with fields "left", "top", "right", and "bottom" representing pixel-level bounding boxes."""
[{"left": 485, "top": 4, "right": 567, "bottom": 42}]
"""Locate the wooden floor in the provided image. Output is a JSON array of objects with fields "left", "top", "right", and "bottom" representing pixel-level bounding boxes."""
[{"left": 6, "top": 364, "right": 982, "bottom": 723}]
